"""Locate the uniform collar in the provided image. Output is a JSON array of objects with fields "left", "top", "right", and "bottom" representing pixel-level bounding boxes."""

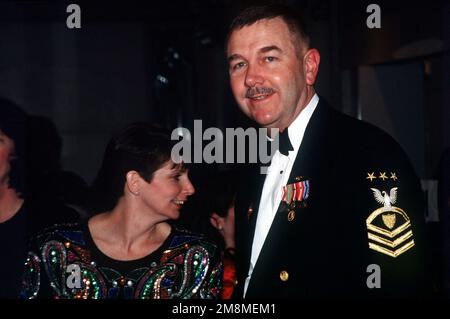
[{"left": 287, "top": 93, "right": 319, "bottom": 154}]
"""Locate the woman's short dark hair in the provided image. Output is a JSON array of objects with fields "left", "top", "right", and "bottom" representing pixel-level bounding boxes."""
[
  {"left": 0, "top": 98, "right": 27, "bottom": 196},
  {"left": 89, "top": 123, "right": 180, "bottom": 213}
]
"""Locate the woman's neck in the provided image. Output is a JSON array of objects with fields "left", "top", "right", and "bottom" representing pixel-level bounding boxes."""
[{"left": 88, "top": 199, "right": 170, "bottom": 260}]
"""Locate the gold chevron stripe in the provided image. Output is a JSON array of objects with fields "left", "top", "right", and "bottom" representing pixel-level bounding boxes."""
[
  {"left": 368, "top": 240, "right": 415, "bottom": 258},
  {"left": 368, "top": 230, "right": 413, "bottom": 248},
  {"left": 367, "top": 221, "right": 411, "bottom": 238}
]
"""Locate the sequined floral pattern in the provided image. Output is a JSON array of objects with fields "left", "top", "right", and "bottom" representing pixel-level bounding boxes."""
[{"left": 20, "top": 223, "right": 222, "bottom": 299}]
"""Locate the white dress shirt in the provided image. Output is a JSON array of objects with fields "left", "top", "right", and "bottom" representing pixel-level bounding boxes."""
[{"left": 243, "top": 94, "right": 319, "bottom": 297}]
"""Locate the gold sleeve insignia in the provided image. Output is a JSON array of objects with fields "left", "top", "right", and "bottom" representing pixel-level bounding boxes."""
[{"left": 365, "top": 181, "right": 415, "bottom": 258}]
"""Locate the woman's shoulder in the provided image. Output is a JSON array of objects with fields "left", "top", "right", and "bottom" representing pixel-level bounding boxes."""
[
  {"left": 33, "top": 221, "right": 88, "bottom": 249},
  {"left": 168, "top": 226, "right": 220, "bottom": 254}
]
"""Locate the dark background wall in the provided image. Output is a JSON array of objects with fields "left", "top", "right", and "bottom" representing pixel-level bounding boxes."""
[{"left": 0, "top": 0, "right": 446, "bottom": 184}]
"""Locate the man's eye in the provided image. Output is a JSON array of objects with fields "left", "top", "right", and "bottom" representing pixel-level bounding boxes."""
[
  {"left": 265, "top": 56, "right": 277, "bottom": 62},
  {"left": 232, "top": 62, "right": 246, "bottom": 70}
]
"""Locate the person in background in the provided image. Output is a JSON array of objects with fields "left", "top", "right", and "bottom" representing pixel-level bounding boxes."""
[
  {"left": 177, "top": 170, "right": 238, "bottom": 299},
  {"left": 0, "top": 101, "right": 28, "bottom": 299},
  {"left": 207, "top": 171, "right": 238, "bottom": 299},
  {"left": 0, "top": 99, "right": 78, "bottom": 299},
  {"left": 26, "top": 115, "right": 90, "bottom": 218}
]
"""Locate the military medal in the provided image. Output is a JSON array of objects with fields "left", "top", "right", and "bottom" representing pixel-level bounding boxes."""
[{"left": 281, "top": 179, "right": 310, "bottom": 206}]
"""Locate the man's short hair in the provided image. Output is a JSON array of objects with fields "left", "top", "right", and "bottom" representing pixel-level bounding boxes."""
[{"left": 226, "top": 4, "right": 311, "bottom": 54}]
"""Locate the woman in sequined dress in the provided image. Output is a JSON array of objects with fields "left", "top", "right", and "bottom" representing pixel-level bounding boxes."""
[{"left": 20, "top": 123, "right": 223, "bottom": 299}]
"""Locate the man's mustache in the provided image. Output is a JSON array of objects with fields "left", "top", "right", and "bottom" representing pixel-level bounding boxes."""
[{"left": 245, "top": 87, "right": 275, "bottom": 98}]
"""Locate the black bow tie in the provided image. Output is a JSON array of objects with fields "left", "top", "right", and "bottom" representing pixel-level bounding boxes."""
[{"left": 278, "top": 128, "right": 293, "bottom": 156}]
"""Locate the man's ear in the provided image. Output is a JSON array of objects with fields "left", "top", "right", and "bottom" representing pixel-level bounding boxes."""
[
  {"left": 125, "top": 171, "right": 141, "bottom": 196},
  {"left": 210, "top": 212, "right": 223, "bottom": 230},
  {"left": 303, "top": 48, "right": 320, "bottom": 86}
]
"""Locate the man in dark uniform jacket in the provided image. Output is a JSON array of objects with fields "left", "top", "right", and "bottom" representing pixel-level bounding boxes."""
[{"left": 226, "top": 5, "right": 428, "bottom": 298}]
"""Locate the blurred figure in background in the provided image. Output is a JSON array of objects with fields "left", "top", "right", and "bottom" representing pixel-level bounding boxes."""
[
  {"left": 26, "top": 115, "right": 89, "bottom": 218},
  {"left": 179, "top": 170, "right": 239, "bottom": 299},
  {"left": 208, "top": 171, "right": 238, "bottom": 299},
  {"left": 0, "top": 99, "right": 78, "bottom": 298},
  {"left": 0, "top": 100, "right": 28, "bottom": 298}
]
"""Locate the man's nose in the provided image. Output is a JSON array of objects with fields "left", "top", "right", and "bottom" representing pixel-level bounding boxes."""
[{"left": 244, "top": 64, "right": 264, "bottom": 87}]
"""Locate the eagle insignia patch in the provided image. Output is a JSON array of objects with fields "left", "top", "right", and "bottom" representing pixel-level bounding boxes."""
[{"left": 366, "top": 183, "right": 415, "bottom": 258}]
